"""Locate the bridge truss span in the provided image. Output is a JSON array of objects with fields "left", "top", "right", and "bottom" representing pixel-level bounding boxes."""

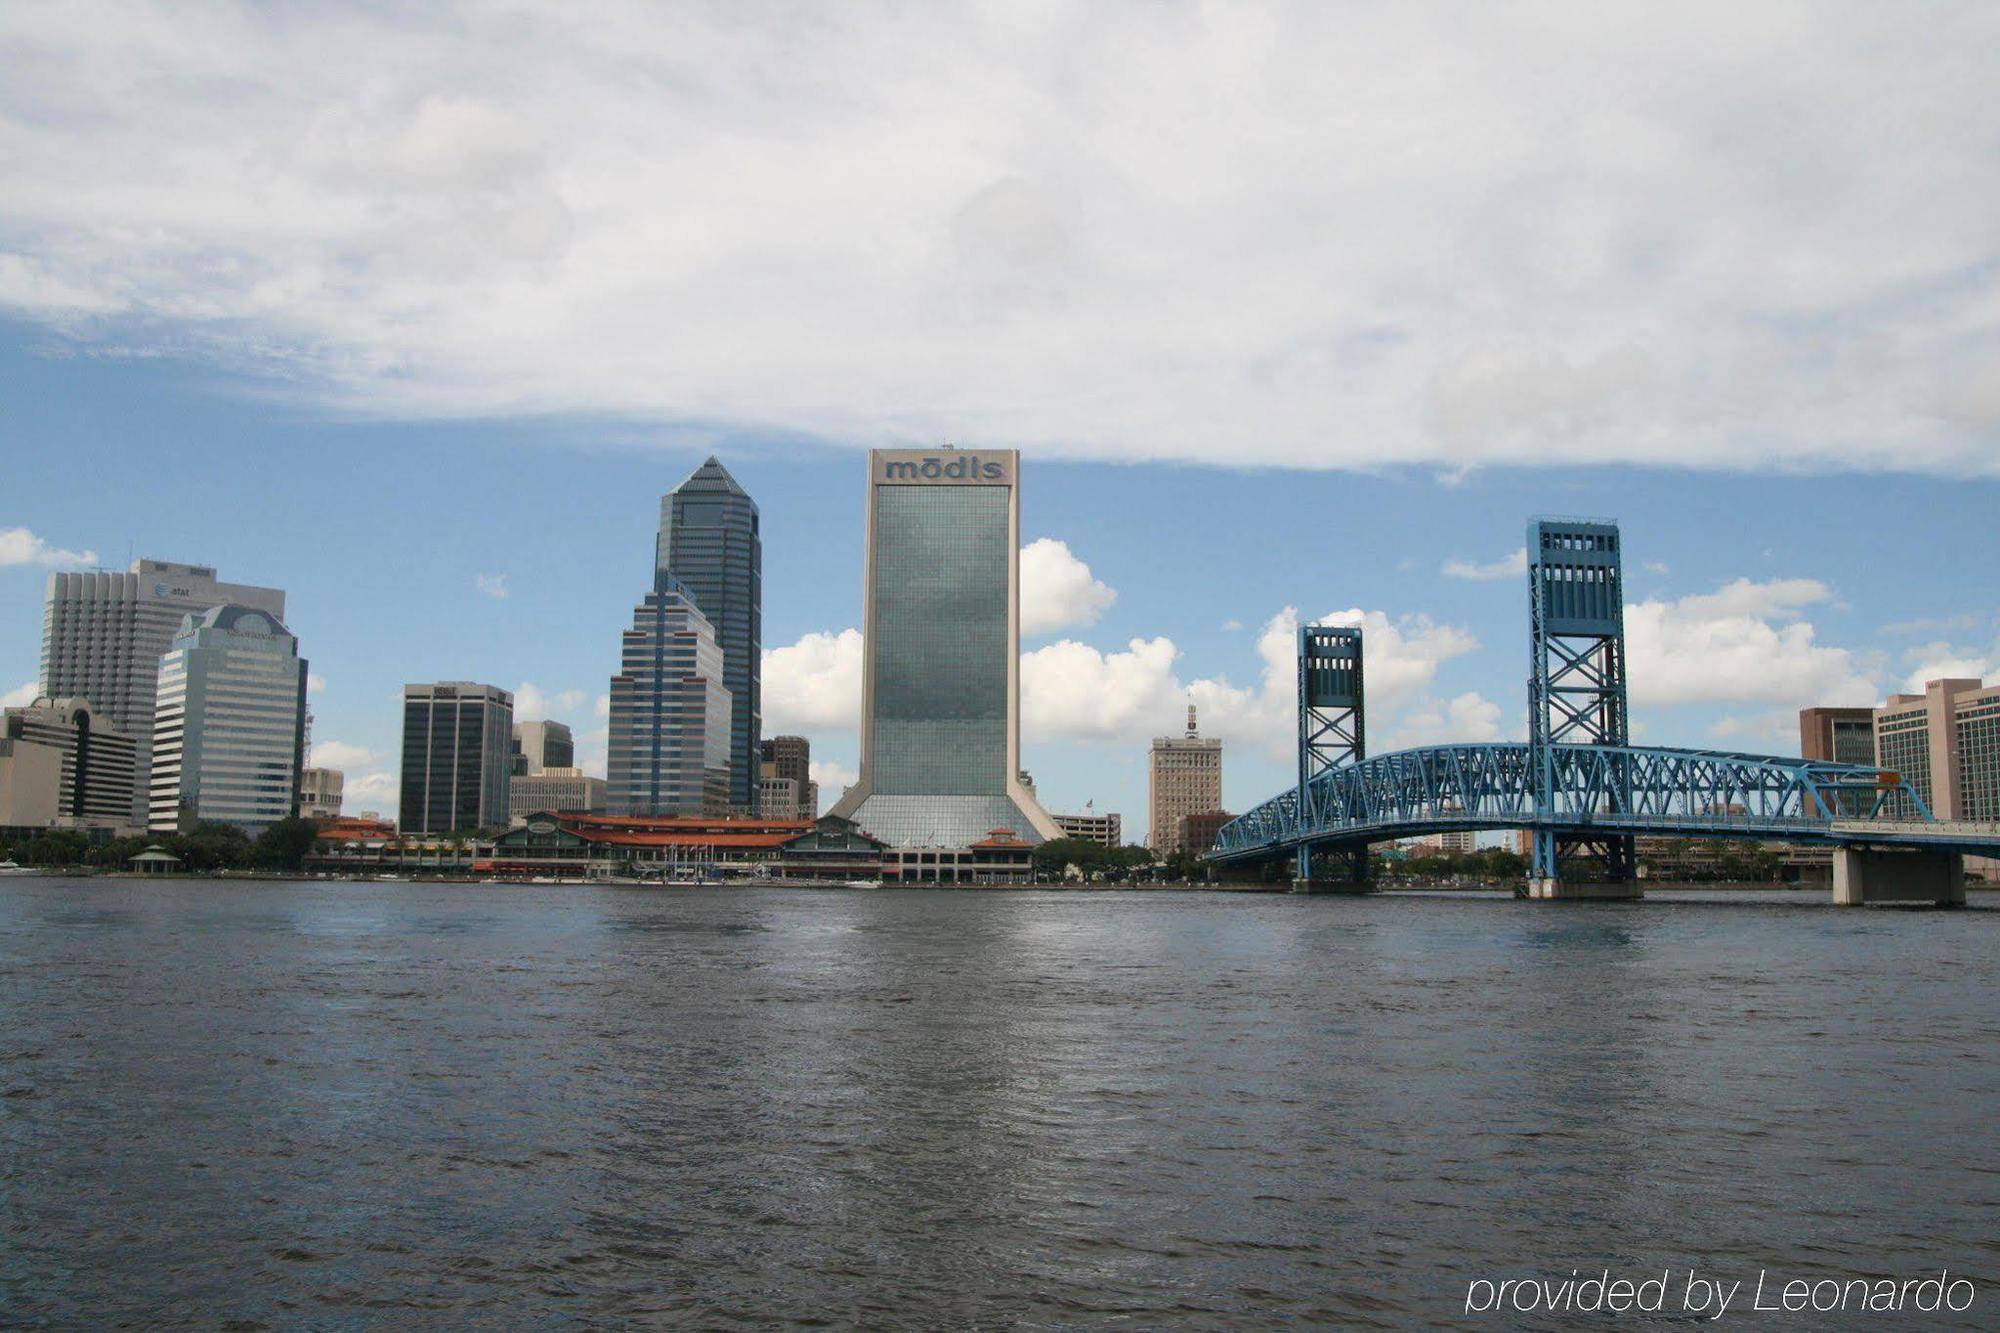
[{"left": 1212, "top": 742, "right": 1932, "bottom": 862}]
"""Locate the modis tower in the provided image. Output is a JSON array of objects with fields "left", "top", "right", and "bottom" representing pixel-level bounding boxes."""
[{"left": 829, "top": 448, "right": 1061, "bottom": 848}]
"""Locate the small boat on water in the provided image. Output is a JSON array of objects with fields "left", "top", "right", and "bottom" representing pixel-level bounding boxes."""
[{"left": 0, "top": 860, "right": 34, "bottom": 876}]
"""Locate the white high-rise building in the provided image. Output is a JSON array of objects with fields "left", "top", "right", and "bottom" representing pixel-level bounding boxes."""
[
  {"left": 41, "top": 559, "right": 285, "bottom": 826},
  {"left": 829, "top": 448, "right": 1060, "bottom": 848},
  {"left": 298, "top": 766, "right": 344, "bottom": 819},
  {"left": 149, "top": 605, "right": 308, "bottom": 834}
]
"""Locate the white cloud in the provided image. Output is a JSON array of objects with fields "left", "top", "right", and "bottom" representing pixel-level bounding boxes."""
[
  {"left": 1642, "top": 561, "right": 1671, "bottom": 576},
  {"left": 0, "top": 527, "right": 97, "bottom": 569},
  {"left": 1709, "top": 710, "right": 1800, "bottom": 748},
  {"left": 1899, "top": 637, "right": 1999, "bottom": 694},
  {"left": 1625, "top": 577, "right": 1876, "bottom": 707},
  {"left": 306, "top": 673, "right": 327, "bottom": 694},
  {"left": 474, "top": 573, "right": 508, "bottom": 600},
  {"left": 574, "top": 725, "right": 608, "bottom": 780},
  {"left": 310, "top": 739, "right": 376, "bottom": 770},
  {"left": 1380, "top": 692, "right": 1505, "bottom": 751},
  {"left": 515, "top": 680, "right": 587, "bottom": 720},
  {"left": 762, "top": 628, "right": 864, "bottom": 733},
  {"left": 4, "top": 8, "right": 2000, "bottom": 476},
  {"left": 809, "top": 759, "right": 859, "bottom": 812},
  {"left": 593, "top": 692, "right": 610, "bottom": 719},
  {"left": 346, "top": 771, "right": 398, "bottom": 808},
  {"left": 1020, "top": 538, "right": 1116, "bottom": 635},
  {"left": 2, "top": 680, "right": 40, "bottom": 708},
  {"left": 1442, "top": 548, "right": 1526, "bottom": 581}
]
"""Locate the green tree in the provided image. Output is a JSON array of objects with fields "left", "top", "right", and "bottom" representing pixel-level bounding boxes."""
[
  {"left": 169, "top": 821, "right": 252, "bottom": 872},
  {"left": 252, "top": 817, "right": 321, "bottom": 872}
]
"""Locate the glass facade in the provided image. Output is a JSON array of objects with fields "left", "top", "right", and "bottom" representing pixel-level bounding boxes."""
[
  {"left": 148, "top": 605, "right": 307, "bottom": 834},
  {"left": 606, "top": 578, "right": 733, "bottom": 817},
  {"left": 870, "top": 486, "right": 1010, "bottom": 796},
  {"left": 398, "top": 684, "right": 514, "bottom": 833}
]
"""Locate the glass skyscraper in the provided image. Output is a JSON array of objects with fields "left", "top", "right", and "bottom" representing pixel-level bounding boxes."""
[
  {"left": 829, "top": 449, "right": 1060, "bottom": 848},
  {"left": 398, "top": 682, "right": 515, "bottom": 833},
  {"left": 656, "top": 457, "right": 760, "bottom": 812}
]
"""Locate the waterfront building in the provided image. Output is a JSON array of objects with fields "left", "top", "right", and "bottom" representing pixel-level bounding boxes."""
[
  {"left": 3, "top": 697, "right": 140, "bottom": 829},
  {"left": 398, "top": 683, "right": 514, "bottom": 834},
  {"left": 40, "top": 559, "right": 284, "bottom": 825},
  {"left": 607, "top": 575, "right": 733, "bottom": 817},
  {"left": 1438, "top": 828, "right": 1477, "bottom": 854},
  {"left": 511, "top": 720, "right": 575, "bottom": 776},
  {"left": 657, "top": 457, "right": 761, "bottom": 813},
  {"left": 1179, "top": 810, "right": 1235, "bottom": 857},
  {"left": 149, "top": 605, "right": 308, "bottom": 834},
  {"left": 829, "top": 448, "right": 1061, "bottom": 848},
  {"left": 0, "top": 736, "right": 62, "bottom": 829},
  {"left": 1874, "top": 677, "right": 2000, "bottom": 821},
  {"left": 1053, "top": 808, "right": 1123, "bottom": 847},
  {"left": 1149, "top": 705, "right": 1222, "bottom": 856},
  {"left": 508, "top": 767, "right": 607, "bottom": 825},
  {"left": 298, "top": 766, "right": 343, "bottom": 819}
]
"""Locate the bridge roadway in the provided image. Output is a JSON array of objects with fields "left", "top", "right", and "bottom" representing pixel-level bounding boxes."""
[{"left": 1208, "top": 742, "right": 2000, "bottom": 905}]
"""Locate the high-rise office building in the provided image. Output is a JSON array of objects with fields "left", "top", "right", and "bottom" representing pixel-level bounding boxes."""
[
  {"left": 829, "top": 448, "right": 1060, "bottom": 848},
  {"left": 2, "top": 697, "right": 140, "bottom": 828},
  {"left": 1800, "top": 707, "right": 1877, "bottom": 765},
  {"left": 398, "top": 683, "right": 514, "bottom": 833},
  {"left": 607, "top": 576, "right": 733, "bottom": 817},
  {"left": 1799, "top": 704, "right": 1879, "bottom": 816},
  {"left": 1149, "top": 705, "right": 1223, "bottom": 856},
  {"left": 511, "top": 720, "right": 575, "bottom": 776},
  {"left": 41, "top": 559, "right": 285, "bottom": 825},
  {"left": 298, "top": 766, "right": 344, "bottom": 818},
  {"left": 657, "top": 457, "right": 761, "bottom": 812},
  {"left": 1875, "top": 678, "right": 2000, "bottom": 821},
  {"left": 759, "top": 736, "right": 816, "bottom": 818},
  {"left": 149, "top": 606, "right": 308, "bottom": 834}
]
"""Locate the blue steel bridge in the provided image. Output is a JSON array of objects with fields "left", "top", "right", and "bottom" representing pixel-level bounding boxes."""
[{"left": 1208, "top": 518, "right": 2000, "bottom": 905}]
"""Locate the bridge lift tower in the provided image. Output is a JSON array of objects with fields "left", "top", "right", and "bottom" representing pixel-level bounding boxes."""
[
  {"left": 1293, "top": 625, "right": 1368, "bottom": 892},
  {"left": 1526, "top": 518, "right": 1640, "bottom": 899}
]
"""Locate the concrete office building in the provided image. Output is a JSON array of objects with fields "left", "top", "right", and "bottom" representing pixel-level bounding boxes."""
[
  {"left": 759, "top": 735, "right": 816, "bottom": 817},
  {"left": 657, "top": 457, "right": 761, "bottom": 812},
  {"left": 1149, "top": 705, "right": 1222, "bottom": 856},
  {"left": 2, "top": 697, "right": 140, "bottom": 829},
  {"left": 1800, "top": 706, "right": 1877, "bottom": 766},
  {"left": 0, "top": 736, "right": 63, "bottom": 829},
  {"left": 829, "top": 448, "right": 1061, "bottom": 848},
  {"left": 399, "top": 683, "right": 514, "bottom": 834},
  {"left": 759, "top": 776, "right": 805, "bottom": 820},
  {"left": 298, "top": 766, "right": 344, "bottom": 819},
  {"left": 1053, "top": 809, "right": 1123, "bottom": 847},
  {"left": 607, "top": 576, "right": 733, "bottom": 817},
  {"left": 511, "top": 720, "right": 575, "bottom": 776},
  {"left": 41, "top": 559, "right": 285, "bottom": 825},
  {"left": 149, "top": 606, "right": 308, "bottom": 834},
  {"left": 508, "top": 767, "right": 607, "bottom": 825},
  {"left": 1875, "top": 677, "right": 2000, "bottom": 821}
]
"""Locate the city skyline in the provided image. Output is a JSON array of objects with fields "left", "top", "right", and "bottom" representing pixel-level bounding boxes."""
[{"left": 4, "top": 429, "right": 1998, "bottom": 842}]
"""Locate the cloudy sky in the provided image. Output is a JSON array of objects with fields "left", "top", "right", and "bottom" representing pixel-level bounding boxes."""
[{"left": 3, "top": 2, "right": 1997, "bottom": 835}]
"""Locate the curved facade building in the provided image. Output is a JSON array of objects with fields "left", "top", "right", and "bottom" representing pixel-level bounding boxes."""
[
  {"left": 829, "top": 449, "right": 1060, "bottom": 849},
  {"left": 148, "top": 604, "right": 307, "bottom": 834}
]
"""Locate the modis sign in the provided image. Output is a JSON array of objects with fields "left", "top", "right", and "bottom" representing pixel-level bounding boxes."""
[{"left": 876, "top": 450, "right": 1013, "bottom": 484}]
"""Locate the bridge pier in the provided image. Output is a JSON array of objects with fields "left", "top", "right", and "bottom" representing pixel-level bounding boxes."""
[
  {"left": 1525, "top": 877, "right": 1642, "bottom": 901},
  {"left": 1292, "top": 845, "right": 1371, "bottom": 894},
  {"left": 1832, "top": 847, "right": 1965, "bottom": 907}
]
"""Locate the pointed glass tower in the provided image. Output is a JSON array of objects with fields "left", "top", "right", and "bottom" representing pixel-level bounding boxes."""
[{"left": 656, "top": 457, "right": 761, "bottom": 813}]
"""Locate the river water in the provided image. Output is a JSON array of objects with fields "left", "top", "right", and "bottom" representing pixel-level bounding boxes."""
[{"left": 2, "top": 878, "right": 1995, "bottom": 1327}]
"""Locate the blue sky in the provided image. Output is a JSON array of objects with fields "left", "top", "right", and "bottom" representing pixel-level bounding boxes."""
[
  {"left": 5, "top": 322, "right": 1995, "bottom": 835},
  {"left": 2, "top": 5, "right": 1998, "bottom": 837}
]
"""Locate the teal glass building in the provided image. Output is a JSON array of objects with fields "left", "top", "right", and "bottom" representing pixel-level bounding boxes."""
[{"left": 830, "top": 449, "right": 1060, "bottom": 848}]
